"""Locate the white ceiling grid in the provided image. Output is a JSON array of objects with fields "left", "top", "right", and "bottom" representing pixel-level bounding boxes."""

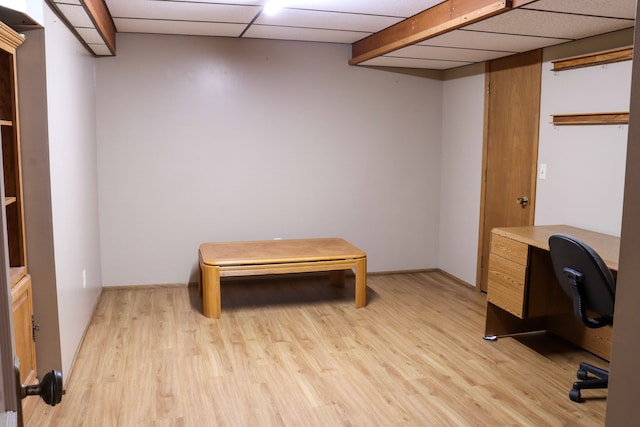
[{"left": 48, "top": 0, "right": 635, "bottom": 70}]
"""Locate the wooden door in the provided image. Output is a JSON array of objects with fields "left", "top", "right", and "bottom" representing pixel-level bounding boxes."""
[{"left": 478, "top": 50, "right": 542, "bottom": 292}]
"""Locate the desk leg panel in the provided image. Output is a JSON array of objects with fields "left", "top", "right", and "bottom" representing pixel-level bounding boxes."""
[
  {"left": 547, "top": 314, "right": 612, "bottom": 361},
  {"left": 201, "top": 264, "right": 221, "bottom": 319},
  {"left": 355, "top": 257, "right": 367, "bottom": 308}
]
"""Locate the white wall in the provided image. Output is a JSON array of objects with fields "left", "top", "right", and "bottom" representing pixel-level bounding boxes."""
[
  {"left": 439, "top": 64, "right": 485, "bottom": 285},
  {"left": 43, "top": 5, "right": 102, "bottom": 377},
  {"left": 535, "top": 30, "right": 634, "bottom": 236},
  {"left": 96, "top": 34, "right": 442, "bottom": 286}
]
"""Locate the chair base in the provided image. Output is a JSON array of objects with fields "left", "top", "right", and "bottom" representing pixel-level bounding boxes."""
[{"left": 569, "top": 361, "right": 608, "bottom": 402}]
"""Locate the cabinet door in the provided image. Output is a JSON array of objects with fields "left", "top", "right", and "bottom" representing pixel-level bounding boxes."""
[{"left": 11, "top": 274, "right": 36, "bottom": 385}]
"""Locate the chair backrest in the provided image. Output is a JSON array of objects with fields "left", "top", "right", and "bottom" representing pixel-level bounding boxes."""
[{"left": 548, "top": 234, "right": 615, "bottom": 328}]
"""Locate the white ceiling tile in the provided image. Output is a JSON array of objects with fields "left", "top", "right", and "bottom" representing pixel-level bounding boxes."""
[
  {"left": 57, "top": 4, "right": 93, "bottom": 28},
  {"left": 255, "top": 9, "right": 401, "bottom": 32},
  {"left": 244, "top": 25, "right": 369, "bottom": 44},
  {"left": 76, "top": 27, "right": 104, "bottom": 45},
  {"left": 390, "top": 44, "right": 514, "bottom": 63},
  {"left": 522, "top": 0, "right": 637, "bottom": 20},
  {"left": 419, "top": 29, "right": 567, "bottom": 53},
  {"left": 360, "top": 56, "right": 471, "bottom": 70},
  {"left": 90, "top": 44, "right": 113, "bottom": 56},
  {"left": 113, "top": 19, "right": 247, "bottom": 37},
  {"left": 466, "top": 9, "right": 633, "bottom": 40},
  {"left": 275, "top": 0, "right": 446, "bottom": 17},
  {"left": 162, "top": 0, "right": 262, "bottom": 4},
  {"left": 107, "top": 0, "right": 260, "bottom": 23}
]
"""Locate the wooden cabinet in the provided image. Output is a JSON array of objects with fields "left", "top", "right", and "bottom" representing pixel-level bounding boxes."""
[
  {"left": 12, "top": 275, "right": 36, "bottom": 386},
  {"left": 0, "top": 20, "right": 37, "bottom": 419}
]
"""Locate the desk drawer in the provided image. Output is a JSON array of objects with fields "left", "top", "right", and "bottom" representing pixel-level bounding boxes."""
[
  {"left": 487, "top": 253, "right": 527, "bottom": 318},
  {"left": 491, "top": 234, "right": 528, "bottom": 265}
]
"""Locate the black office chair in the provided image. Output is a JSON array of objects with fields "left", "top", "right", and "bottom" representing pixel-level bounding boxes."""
[{"left": 548, "top": 234, "right": 615, "bottom": 402}]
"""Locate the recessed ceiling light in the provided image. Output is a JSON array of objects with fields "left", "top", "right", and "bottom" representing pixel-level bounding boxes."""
[{"left": 263, "top": 0, "right": 284, "bottom": 16}]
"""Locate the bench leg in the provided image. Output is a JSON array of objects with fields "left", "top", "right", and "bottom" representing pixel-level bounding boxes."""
[
  {"left": 354, "top": 257, "right": 367, "bottom": 308},
  {"left": 329, "top": 270, "right": 345, "bottom": 287},
  {"left": 201, "top": 264, "right": 221, "bottom": 318}
]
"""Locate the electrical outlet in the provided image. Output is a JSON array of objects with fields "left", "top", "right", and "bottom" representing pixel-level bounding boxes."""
[{"left": 82, "top": 269, "right": 87, "bottom": 288}]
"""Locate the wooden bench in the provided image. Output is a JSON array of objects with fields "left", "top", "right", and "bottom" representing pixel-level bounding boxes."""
[{"left": 198, "top": 238, "right": 367, "bottom": 318}]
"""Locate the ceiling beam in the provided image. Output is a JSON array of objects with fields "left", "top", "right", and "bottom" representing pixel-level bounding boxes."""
[
  {"left": 83, "top": 0, "right": 116, "bottom": 54},
  {"left": 349, "top": 0, "right": 512, "bottom": 65}
]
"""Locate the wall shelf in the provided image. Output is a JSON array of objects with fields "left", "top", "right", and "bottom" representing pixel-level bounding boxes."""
[
  {"left": 552, "top": 46, "right": 633, "bottom": 72},
  {"left": 551, "top": 112, "right": 629, "bottom": 126}
]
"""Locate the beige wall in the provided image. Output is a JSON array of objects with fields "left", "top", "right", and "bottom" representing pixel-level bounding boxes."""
[
  {"left": 438, "top": 63, "right": 485, "bottom": 285},
  {"left": 535, "top": 30, "right": 634, "bottom": 236},
  {"left": 96, "top": 34, "right": 444, "bottom": 286},
  {"left": 31, "top": 5, "right": 102, "bottom": 378},
  {"left": 97, "top": 30, "right": 634, "bottom": 289}
]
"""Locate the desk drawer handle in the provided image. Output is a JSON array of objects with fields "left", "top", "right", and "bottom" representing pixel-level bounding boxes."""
[{"left": 516, "top": 197, "right": 529, "bottom": 207}]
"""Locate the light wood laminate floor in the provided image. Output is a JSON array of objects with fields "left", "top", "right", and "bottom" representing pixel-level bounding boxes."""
[{"left": 28, "top": 272, "right": 607, "bottom": 426}]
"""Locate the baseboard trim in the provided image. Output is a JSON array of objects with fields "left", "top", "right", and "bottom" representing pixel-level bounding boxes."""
[
  {"left": 102, "top": 283, "right": 189, "bottom": 291},
  {"left": 367, "top": 268, "right": 438, "bottom": 276},
  {"left": 434, "top": 268, "right": 476, "bottom": 289}
]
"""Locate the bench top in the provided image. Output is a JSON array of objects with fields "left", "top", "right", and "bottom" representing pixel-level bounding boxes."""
[{"left": 199, "top": 238, "right": 366, "bottom": 267}]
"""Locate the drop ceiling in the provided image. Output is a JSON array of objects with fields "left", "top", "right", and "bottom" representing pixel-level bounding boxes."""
[{"left": 45, "top": 0, "right": 636, "bottom": 70}]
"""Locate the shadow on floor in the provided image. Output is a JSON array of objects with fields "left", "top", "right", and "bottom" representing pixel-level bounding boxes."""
[{"left": 188, "top": 272, "right": 378, "bottom": 313}]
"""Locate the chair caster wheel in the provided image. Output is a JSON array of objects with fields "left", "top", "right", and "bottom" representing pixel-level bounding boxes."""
[
  {"left": 569, "top": 389, "right": 581, "bottom": 402},
  {"left": 577, "top": 369, "right": 588, "bottom": 380}
]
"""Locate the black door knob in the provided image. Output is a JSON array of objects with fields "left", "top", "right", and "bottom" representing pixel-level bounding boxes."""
[{"left": 21, "top": 370, "right": 64, "bottom": 407}]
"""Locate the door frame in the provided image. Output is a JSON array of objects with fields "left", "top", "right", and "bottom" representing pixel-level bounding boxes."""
[{"left": 475, "top": 62, "right": 492, "bottom": 292}]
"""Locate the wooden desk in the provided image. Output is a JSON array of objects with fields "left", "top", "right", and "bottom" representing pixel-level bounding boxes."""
[
  {"left": 198, "top": 238, "right": 367, "bottom": 318},
  {"left": 484, "top": 225, "right": 619, "bottom": 360}
]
